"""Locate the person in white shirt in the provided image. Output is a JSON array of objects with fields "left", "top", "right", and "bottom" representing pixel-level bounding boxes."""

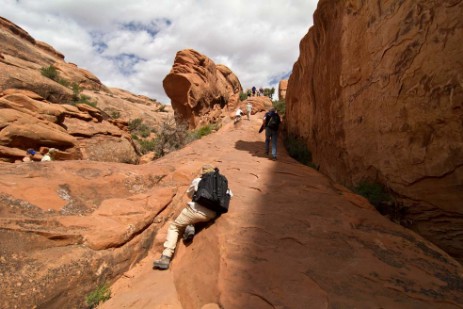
[
  {"left": 154, "top": 164, "right": 233, "bottom": 270},
  {"left": 41, "top": 148, "right": 56, "bottom": 162},
  {"left": 246, "top": 102, "right": 252, "bottom": 120},
  {"left": 234, "top": 107, "right": 244, "bottom": 124}
]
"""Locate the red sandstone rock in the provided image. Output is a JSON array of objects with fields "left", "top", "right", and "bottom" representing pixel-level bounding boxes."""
[
  {"left": 0, "top": 17, "right": 171, "bottom": 163},
  {"left": 286, "top": 0, "right": 463, "bottom": 262},
  {"left": 163, "top": 49, "right": 243, "bottom": 129},
  {"left": 278, "top": 79, "right": 287, "bottom": 100}
]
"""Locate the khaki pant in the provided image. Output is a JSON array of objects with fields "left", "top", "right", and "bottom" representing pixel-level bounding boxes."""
[{"left": 162, "top": 205, "right": 217, "bottom": 258}]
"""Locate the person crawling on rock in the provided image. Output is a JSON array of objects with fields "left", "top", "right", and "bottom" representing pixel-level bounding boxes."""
[{"left": 153, "top": 164, "right": 233, "bottom": 270}]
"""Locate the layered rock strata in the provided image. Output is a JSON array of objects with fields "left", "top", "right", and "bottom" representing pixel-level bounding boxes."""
[
  {"left": 163, "top": 49, "right": 242, "bottom": 129},
  {"left": 286, "top": 0, "right": 463, "bottom": 261}
]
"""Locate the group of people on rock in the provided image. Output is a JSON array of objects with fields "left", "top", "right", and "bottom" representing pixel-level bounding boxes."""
[
  {"left": 247, "top": 86, "right": 265, "bottom": 98},
  {"left": 20, "top": 147, "right": 57, "bottom": 163}
]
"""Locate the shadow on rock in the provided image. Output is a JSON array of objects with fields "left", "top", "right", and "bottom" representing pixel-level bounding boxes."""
[{"left": 234, "top": 140, "right": 267, "bottom": 158}]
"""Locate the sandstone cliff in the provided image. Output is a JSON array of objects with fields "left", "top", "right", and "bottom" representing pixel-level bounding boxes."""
[
  {"left": 0, "top": 17, "right": 170, "bottom": 163},
  {"left": 163, "top": 49, "right": 242, "bottom": 129},
  {"left": 285, "top": 0, "right": 463, "bottom": 261}
]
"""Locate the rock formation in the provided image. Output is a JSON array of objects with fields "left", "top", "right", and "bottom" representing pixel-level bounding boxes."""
[
  {"left": 0, "top": 17, "right": 170, "bottom": 163},
  {"left": 285, "top": 0, "right": 463, "bottom": 261},
  {"left": 4, "top": 116, "right": 461, "bottom": 308},
  {"left": 163, "top": 49, "right": 242, "bottom": 129},
  {"left": 278, "top": 79, "right": 287, "bottom": 100}
]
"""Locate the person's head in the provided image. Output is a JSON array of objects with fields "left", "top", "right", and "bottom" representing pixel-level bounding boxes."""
[
  {"left": 269, "top": 107, "right": 276, "bottom": 112},
  {"left": 201, "top": 164, "right": 215, "bottom": 175}
]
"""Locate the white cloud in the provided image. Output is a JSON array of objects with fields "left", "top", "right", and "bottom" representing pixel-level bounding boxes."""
[{"left": 2, "top": 0, "right": 317, "bottom": 103}]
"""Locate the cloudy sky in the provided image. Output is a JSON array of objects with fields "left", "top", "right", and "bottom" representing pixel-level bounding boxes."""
[{"left": 2, "top": 0, "right": 318, "bottom": 104}]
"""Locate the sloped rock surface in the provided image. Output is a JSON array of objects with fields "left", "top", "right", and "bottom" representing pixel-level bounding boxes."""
[
  {"left": 163, "top": 49, "right": 243, "bottom": 129},
  {"left": 286, "top": 0, "right": 463, "bottom": 261},
  {"left": 100, "top": 114, "right": 462, "bottom": 309}
]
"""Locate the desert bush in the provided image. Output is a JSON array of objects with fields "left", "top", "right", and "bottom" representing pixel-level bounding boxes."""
[
  {"left": 273, "top": 99, "right": 286, "bottom": 117},
  {"left": 138, "top": 138, "right": 157, "bottom": 154},
  {"left": 128, "top": 118, "right": 143, "bottom": 131},
  {"left": 152, "top": 117, "right": 187, "bottom": 157},
  {"left": 40, "top": 65, "right": 59, "bottom": 80},
  {"left": 85, "top": 283, "right": 111, "bottom": 308},
  {"left": 263, "top": 87, "right": 275, "bottom": 99},
  {"left": 284, "top": 134, "right": 317, "bottom": 169},
  {"left": 57, "top": 77, "right": 70, "bottom": 87},
  {"left": 354, "top": 181, "right": 391, "bottom": 207},
  {"left": 77, "top": 94, "right": 97, "bottom": 107},
  {"left": 353, "top": 181, "right": 409, "bottom": 225},
  {"left": 128, "top": 118, "right": 151, "bottom": 138},
  {"left": 190, "top": 123, "right": 219, "bottom": 140},
  {"left": 239, "top": 92, "right": 248, "bottom": 101},
  {"left": 110, "top": 110, "right": 121, "bottom": 119}
]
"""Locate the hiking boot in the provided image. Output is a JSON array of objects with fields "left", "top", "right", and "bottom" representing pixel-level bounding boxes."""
[
  {"left": 183, "top": 224, "right": 195, "bottom": 243},
  {"left": 153, "top": 255, "right": 171, "bottom": 270}
]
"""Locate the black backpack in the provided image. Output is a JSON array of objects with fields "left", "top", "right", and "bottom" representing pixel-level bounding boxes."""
[
  {"left": 266, "top": 112, "right": 280, "bottom": 130},
  {"left": 193, "top": 168, "right": 231, "bottom": 214}
]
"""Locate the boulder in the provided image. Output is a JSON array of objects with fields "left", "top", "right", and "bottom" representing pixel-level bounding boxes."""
[{"left": 163, "top": 49, "right": 242, "bottom": 129}]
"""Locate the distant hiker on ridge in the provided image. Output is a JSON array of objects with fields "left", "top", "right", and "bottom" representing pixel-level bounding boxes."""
[
  {"left": 153, "top": 164, "right": 233, "bottom": 270},
  {"left": 252, "top": 86, "right": 256, "bottom": 97}
]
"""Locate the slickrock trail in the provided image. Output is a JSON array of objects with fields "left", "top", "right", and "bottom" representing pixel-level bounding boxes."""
[{"left": 100, "top": 114, "right": 463, "bottom": 309}]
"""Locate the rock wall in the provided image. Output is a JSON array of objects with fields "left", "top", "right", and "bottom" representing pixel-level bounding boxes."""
[
  {"left": 286, "top": 0, "right": 463, "bottom": 260},
  {"left": 163, "top": 49, "right": 242, "bottom": 129}
]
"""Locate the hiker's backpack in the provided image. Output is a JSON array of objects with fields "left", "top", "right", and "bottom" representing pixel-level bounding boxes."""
[
  {"left": 193, "top": 168, "right": 231, "bottom": 214},
  {"left": 266, "top": 112, "right": 280, "bottom": 130}
]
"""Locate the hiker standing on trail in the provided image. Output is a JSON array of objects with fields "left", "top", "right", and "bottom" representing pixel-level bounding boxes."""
[
  {"left": 246, "top": 102, "right": 252, "bottom": 120},
  {"left": 154, "top": 164, "right": 233, "bottom": 270},
  {"left": 262, "top": 107, "right": 281, "bottom": 160},
  {"left": 252, "top": 86, "right": 256, "bottom": 97}
]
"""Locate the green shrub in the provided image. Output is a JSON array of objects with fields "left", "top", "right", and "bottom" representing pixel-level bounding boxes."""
[
  {"left": 110, "top": 111, "right": 121, "bottom": 119},
  {"left": 138, "top": 138, "right": 157, "bottom": 154},
  {"left": 239, "top": 92, "right": 248, "bottom": 101},
  {"left": 354, "top": 181, "right": 391, "bottom": 207},
  {"left": 57, "top": 77, "right": 70, "bottom": 87},
  {"left": 40, "top": 65, "right": 59, "bottom": 80},
  {"left": 128, "top": 118, "right": 143, "bottom": 131},
  {"left": 71, "top": 83, "right": 81, "bottom": 101},
  {"left": 72, "top": 93, "right": 97, "bottom": 108},
  {"left": 284, "top": 134, "right": 313, "bottom": 166},
  {"left": 273, "top": 99, "right": 286, "bottom": 117},
  {"left": 85, "top": 283, "right": 111, "bottom": 309},
  {"left": 263, "top": 87, "right": 275, "bottom": 99}
]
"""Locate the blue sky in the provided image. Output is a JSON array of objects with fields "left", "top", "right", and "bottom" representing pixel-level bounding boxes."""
[{"left": 2, "top": 0, "right": 318, "bottom": 104}]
